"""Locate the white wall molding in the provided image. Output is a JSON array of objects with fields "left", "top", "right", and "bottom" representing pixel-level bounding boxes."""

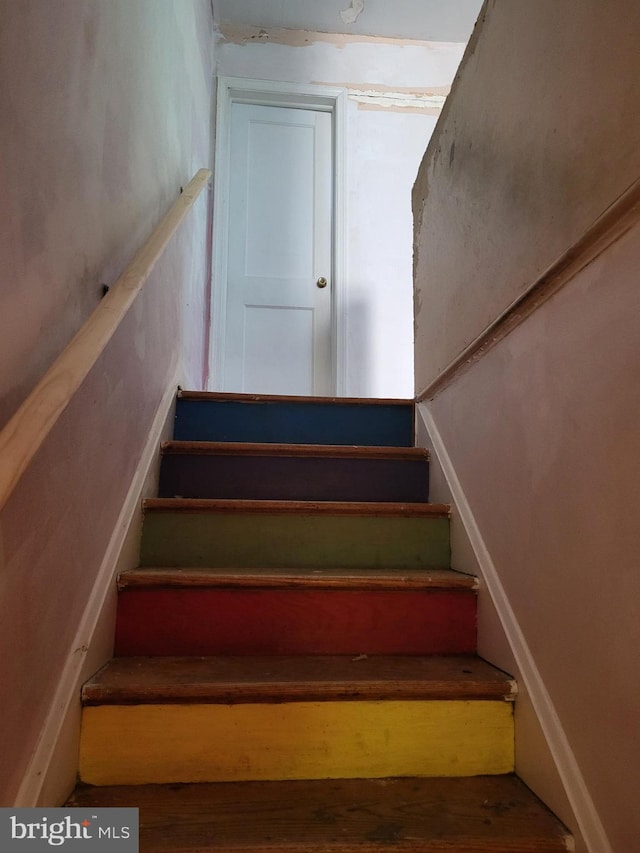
[
  {"left": 418, "top": 402, "right": 611, "bottom": 853},
  {"left": 14, "top": 377, "right": 180, "bottom": 807},
  {"left": 209, "top": 76, "right": 348, "bottom": 395}
]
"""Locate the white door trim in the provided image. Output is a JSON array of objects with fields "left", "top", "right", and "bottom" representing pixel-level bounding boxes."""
[{"left": 209, "top": 76, "right": 348, "bottom": 395}]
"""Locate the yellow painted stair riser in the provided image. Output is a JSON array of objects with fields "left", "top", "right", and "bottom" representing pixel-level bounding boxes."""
[{"left": 80, "top": 700, "right": 514, "bottom": 786}]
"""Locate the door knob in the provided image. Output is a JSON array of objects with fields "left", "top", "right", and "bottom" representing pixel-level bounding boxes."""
[{"left": 316, "top": 276, "right": 328, "bottom": 289}]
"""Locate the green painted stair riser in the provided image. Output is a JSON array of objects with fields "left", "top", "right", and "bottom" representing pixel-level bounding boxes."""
[{"left": 141, "top": 512, "right": 450, "bottom": 569}]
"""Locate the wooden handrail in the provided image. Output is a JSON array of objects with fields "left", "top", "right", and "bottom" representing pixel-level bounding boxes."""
[{"left": 0, "top": 168, "right": 211, "bottom": 512}]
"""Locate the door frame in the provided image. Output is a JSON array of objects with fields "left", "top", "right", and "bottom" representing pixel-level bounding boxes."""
[{"left": 209, "top": 76, "right": 348, "bottom": 395}]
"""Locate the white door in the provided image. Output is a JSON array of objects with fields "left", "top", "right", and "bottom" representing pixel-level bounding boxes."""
[{"left": 223, "top": 102, "right": 333, "bottom": 396}]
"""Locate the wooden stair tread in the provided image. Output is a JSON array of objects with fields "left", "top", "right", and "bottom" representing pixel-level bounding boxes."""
[
  {"left": 118, "top": 566, "right": 477, "bottom": 590},
  {"left": 143, "top": 498, "right": 450, "bottom": 517},
  {"left": 66, "top": 775, "right": 572, "bottom": 851},
  {"left": 83, "top": 655, "right": 514, "bottom": 705},
  {"left": 162, "top": 441, "right": 428, "bottom": 460},
  {"left": 178, "top": 390, "right": 414, "bottom": 406}
]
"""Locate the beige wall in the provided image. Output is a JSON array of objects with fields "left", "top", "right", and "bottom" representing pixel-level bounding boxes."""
[
  {"left": 413, "top": 2, "right": 640, "bottom": 851},
  {"left": 0, "top": 0, "right": 214, "bottom": 805},
  {"left": 414, "top": 0, "right": 640, "bottom": 394}
]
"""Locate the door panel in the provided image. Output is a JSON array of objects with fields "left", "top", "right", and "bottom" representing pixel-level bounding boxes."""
[
  {"left": 224, "top": 103, "right": 333, "bottom": 396},
  {"left": 244, "top": 119, "right": 314, "bottom": 280},
  {"left": 243, "top": 305, "right": 313, "bottom": 395}
]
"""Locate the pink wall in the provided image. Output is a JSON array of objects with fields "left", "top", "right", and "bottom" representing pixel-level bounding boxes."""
[
  {"left": 425, "top": 223, "right": 640, "bottom": 851},
  {"left": 413, "top": 2, "right": 640, "bottom": 850},
  {"left": 0, "top": 0, "right": 214, "bottom": 804},
  {"left": 0, "top": 0, "right": 214, "bottom": 427}
]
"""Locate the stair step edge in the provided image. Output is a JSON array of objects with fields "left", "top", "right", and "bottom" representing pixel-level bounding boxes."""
[
  {"left": 161, "top": 440, "right": 429, "bottom": 460},
  {"left": 178, "top": 390, "right": 415, "bottom": 406},
  {"left": 82, "top": 655, "right": 517, "bottom": 706},
  {"left": 117, "top": 567, "right": 478, "bottom": 591},
  {"left": 65, "top": 775, "right": 573, "bottom": 852},
  {"left": 142, "top": 498, "right": 450, "bottom": 517}
]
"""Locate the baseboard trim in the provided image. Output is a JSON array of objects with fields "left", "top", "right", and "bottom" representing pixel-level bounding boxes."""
[
  {"left": 14, "top": 378, "right": 180, "bottom": 807},
  {"left": 419, "top": 403, "right": 610, "bottom": 853}
]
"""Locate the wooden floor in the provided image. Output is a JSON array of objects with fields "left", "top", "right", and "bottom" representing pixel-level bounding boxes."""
[{"left": 67, "top": 775, "right": 572, "bottom": 852}]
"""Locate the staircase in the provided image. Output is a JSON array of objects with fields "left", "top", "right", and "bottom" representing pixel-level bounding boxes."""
[{"left": 68, "top": 391, "right": 572, "bottom": 851}]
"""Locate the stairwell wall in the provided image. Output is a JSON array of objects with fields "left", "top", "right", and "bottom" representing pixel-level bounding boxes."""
[
  {"left": 413, "top": 2, "right": 640, "bottom": 851},
  {"left": 0, "top": 0, "right": 215, "bottom": 805}
]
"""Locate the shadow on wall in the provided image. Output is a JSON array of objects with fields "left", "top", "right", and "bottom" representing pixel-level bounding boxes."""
[{"left": 344, "top": 292, "right": 372, "bottom": 398}]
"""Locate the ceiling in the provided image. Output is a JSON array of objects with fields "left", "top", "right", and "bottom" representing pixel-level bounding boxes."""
[{"left": 215, "top": 0, "right": 484, "bottom": 44}]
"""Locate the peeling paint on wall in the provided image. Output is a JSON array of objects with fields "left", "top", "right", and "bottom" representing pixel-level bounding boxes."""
[
  {"left": 313, "top": 82, "right": 448, "bottom": 113},
  {"left": 220, "top": 23, "right": 459, "bottom": 51},
  {"left": 350, "top": 89, "right": 445, "bottom": 112},
  {"left": 341, "top": 0, "right": 365, "bottom": 26},
  {"left": 358, "top": 102, "right": 441, "bottom": 115},
  {"left": 330, "top": 82, "right": 452, "bottom": 96}
]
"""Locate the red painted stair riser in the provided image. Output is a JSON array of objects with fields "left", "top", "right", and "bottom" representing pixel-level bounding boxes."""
[{"left": 115, "top": 588, "right": 477, "bottom": 656}]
